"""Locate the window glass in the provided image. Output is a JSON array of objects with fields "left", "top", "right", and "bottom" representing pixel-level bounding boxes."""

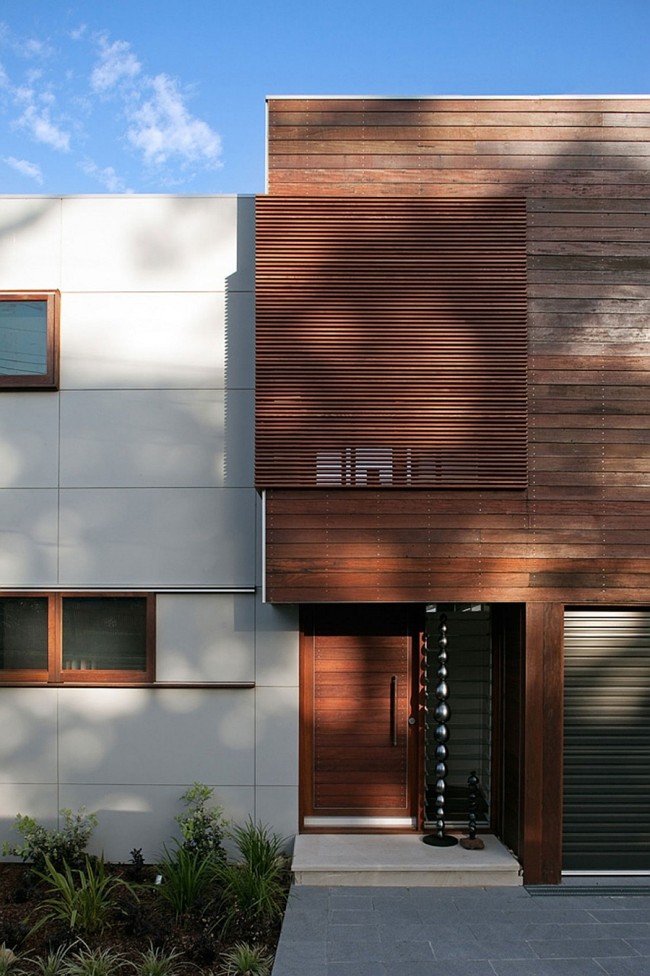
[
  {"left": 0, "top": 300, "right": 48, "bottom": 376},
  {"left": 0, "top": 597, "right": 48, "bottom": 670},
  {"left": 62, "top": 597, "right": 148, "bottom": 671}
]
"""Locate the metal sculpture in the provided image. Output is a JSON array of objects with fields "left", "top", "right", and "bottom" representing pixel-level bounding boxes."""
[
  {"left": 468, "top": 770, "right": 479, "bottom": 840},
  {"left": 423, "top": 612, "right": 458, "bottom": 848},
  {"left": 460, "top": 770, "right": 485, "bottom": 850}
]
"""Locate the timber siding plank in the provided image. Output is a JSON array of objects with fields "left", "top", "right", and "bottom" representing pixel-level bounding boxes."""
[{"left": 262, "top": 97, "right": 650, "bottom": 604}]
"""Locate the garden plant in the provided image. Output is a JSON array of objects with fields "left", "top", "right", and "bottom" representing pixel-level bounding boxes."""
[{"left": 0, "top": 787, "right": 290, "bottom": 975}]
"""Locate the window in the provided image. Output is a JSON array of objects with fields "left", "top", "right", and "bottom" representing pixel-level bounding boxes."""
[
  {"left": 0, "top": 292, "right": 59, "bottom": 389},
  {"left": 0, "top": 594, "right": 155, "bottom": 684}
]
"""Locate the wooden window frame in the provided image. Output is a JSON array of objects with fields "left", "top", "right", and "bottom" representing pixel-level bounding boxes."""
[
  {"left": 0, "top": 292, "right": 60, "bottom": 390},
  {"left": 0, "top": 593, "right": 155, "bottom": 685}
]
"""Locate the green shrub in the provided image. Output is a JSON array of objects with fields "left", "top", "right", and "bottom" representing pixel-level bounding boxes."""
[
  {"left": 2, "top": 809, "right": 98, "bottom": 873},
  {"left": 175, "top": 784, "right": 227, "bottom": 863},
  {"left": 217, "top": 942, "right": 273, "bottom": 976},
  {"left": 32, "top": 856, "right": 135, "bottom": 937},
  {"left": 156, "top": 844, "right": 214, "bottom": 919}
]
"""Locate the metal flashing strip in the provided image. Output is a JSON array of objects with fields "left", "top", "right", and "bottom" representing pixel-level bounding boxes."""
[
  {"left": 266, "top": 93, "right": 650, "bottom": 101},
  {"left": 0, "top": 587, "right": 257, "bottom": 593},
  {"left": 303, "top": 817, "right": 417, "bottom": 828},
  {"left": 261, "top": 489, "right": 267, "bottom": 603}
]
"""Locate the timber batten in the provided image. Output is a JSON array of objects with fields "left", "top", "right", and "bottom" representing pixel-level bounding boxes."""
[{"left": 255, "top": 196, "right": 528, "bottom": 491}]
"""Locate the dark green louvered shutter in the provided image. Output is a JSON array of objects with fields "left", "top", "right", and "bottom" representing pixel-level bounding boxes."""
[{"left": 564, "top": 609, "right": 650, "bottom": 871}]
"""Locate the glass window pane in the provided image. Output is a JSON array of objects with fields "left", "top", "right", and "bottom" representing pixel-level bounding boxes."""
[
  {"left": 62, "top": 598, "right": 147, "bottom": 671},
  {"left": 0, "top": 598, "right": 48, "bottom": 670},
  {"left": 0, "top": 301, "right": 48, "bottom": 376}
]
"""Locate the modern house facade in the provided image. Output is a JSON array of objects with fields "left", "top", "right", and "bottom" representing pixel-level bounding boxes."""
[{"left": 2, "top": 96, "right": 650, "bottom": 885}]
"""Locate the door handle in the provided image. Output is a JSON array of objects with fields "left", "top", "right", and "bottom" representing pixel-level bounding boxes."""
[{"left": 390, "top": 675, "right": 397, "bottom": 746}]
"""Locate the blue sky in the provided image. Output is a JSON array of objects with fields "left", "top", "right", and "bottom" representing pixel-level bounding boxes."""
[{"left": 1, "top": 0, "right": 649, "bottom": 195}]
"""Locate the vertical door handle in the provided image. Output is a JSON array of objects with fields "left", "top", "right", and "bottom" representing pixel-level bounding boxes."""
[{"left": 390, "top": 674, "right": 398, "bottom": 746}]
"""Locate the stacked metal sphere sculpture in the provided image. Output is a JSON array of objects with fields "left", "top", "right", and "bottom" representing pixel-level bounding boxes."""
[{"left": 423, "top": 612, "right": 458, "bottom": 848}]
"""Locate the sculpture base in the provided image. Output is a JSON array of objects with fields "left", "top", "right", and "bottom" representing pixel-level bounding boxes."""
[
  {"left": 460, "top": 836, "right": 485, "bottom": 850},
  {"left": 422, "top": 833, "right": 459, "bottom": 848}
]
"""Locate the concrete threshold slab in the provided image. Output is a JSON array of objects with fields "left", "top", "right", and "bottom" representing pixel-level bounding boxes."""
[{"left": 292, "top": 832, "right": 522, "bottom": 886}]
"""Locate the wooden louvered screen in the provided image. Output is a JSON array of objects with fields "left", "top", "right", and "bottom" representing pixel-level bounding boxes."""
[
  {"left": 256, "top": 196, "right": 527, "bottom": 490},
  {"left": 564, "top": 608, "right": 650, "bottom": 871}
]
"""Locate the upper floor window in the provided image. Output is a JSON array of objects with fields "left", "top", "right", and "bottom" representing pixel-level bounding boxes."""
[
  {"left": 0, "top": 594, "right": 155, "bottom": 684},
  {"left": 0, "top": 292, "right": 59, "bottom": 389}
]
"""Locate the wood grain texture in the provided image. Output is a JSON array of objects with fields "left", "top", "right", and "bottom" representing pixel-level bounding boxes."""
[{"left": 262, "top": 98, "right": 650, "bottom": 605}]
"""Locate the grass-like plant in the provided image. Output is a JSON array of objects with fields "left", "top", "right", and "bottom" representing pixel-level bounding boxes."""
[
  {"left": 22, "top": 942, "right": 71, "bottom": 975},
  {"left": 217, "top": 942, "right": 273, "bottom": 976},
  {"left": 133, "top": 944, "right": 186, "bottom": 976},
  {"left": 0, "top": 945, "right": 19, "bottom": 975},
  {"left": 58, "top": 944, "right": 126, "bottom": 976},
  {"left": 32, "top": 856, "right": 135, "bottom": 936},
  {"left": 229, "top": 821, "right": 285, "bottom": 879},
  {"left": 215, "top": 821, "right": 289, "bottom": 936},
  {"left": 156, "top": 844, "right": 214, "bottom": 919}
]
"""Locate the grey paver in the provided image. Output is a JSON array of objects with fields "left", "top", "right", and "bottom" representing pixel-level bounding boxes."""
[
  {"left": 380, "top": 961, "right": 498, "bottom": 976},
  {"left": 327, "top": 963, "right": 389, "bottom": 976},
  {"left": 528, "top": 938, "right": 635, "bottom": 958},
  {"left": 270, "top": 885, "right": 650, "bottom": 976},
  {"left": 595, "top": 960, "right": 650, "bottom": 976},
  {"left": 490, "top": 961, "right": 606, "bottom": 976},
  {"left": 622, "top": 938, "right": 650, "bottom": 954}
]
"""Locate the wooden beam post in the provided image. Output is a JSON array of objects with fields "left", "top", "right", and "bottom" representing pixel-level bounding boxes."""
[{"left": 522, "top": 602, "right": 564, "bottom": 885}]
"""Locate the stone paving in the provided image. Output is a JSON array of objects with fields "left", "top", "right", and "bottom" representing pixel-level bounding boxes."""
[{"left": 271, "top": 884, "right": 650, "bottom": 976}]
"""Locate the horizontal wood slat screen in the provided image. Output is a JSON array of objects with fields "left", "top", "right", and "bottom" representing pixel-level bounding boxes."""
[{"left": 256, "top": 196, "right": 527, "bottom": 490}]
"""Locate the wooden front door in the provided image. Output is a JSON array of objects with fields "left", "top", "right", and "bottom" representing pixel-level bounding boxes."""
[{"left": 301, "top": 604, "right": 419, "bottom": 826}]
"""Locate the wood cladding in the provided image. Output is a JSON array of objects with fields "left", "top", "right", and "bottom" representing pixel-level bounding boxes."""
[
  {"left": 256, "top": 197, "right": 527, "bottom": 490},
  {"left": 267, "top": 97, "right": 650, "bottom": 199},
  {"left": 263, "top": 98, "right": 650, "bottom": 604}
]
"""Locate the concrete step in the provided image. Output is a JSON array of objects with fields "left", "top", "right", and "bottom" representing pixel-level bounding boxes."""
[{"left": 292, "top": 833, "right": 522, "bottom": 887}]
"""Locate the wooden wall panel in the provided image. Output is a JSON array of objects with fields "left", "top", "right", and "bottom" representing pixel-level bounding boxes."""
[
  {"left": 522, "top": 603, "right": 564, "bottom": 885},
  {"left": 267, "top": 97, "right": 650, "bottom": 199},
  {"left": 262, "top": 98, "right": 650, "bottom": 605}
]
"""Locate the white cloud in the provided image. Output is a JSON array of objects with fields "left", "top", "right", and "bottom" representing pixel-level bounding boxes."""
[
  {"left": 0, "top": 23, "right": 223, "bottom": 190},
  {"left": 14, "top": 97, "right": 70, "bottom": 152},
  {"left": 91, "top": 36, "right": 141, "bottom": 93},
  {"left": 3, "top": 155, "right": 43, "bottom": 184},
  {"left": 80, "top": 159, "right": 132, "bottom": 193},
  {"left": 17, "top": 37, "right": 54, "bottom": 60},
  {"left": 127, "top": 73, "right": 222, "bottom": 167}
]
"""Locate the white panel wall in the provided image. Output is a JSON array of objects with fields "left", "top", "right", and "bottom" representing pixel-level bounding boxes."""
[{"left": 0, "top": 195, "right": 300, "bottom": 862}]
